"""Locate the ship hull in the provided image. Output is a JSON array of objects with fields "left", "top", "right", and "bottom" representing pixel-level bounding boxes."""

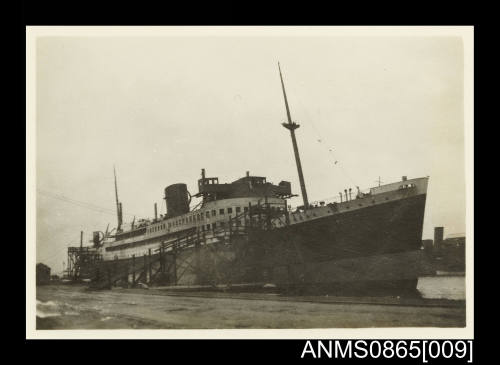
[
  {"left": 92, "top": 192, "right": 427, "bottom": 296},
  {"left": 249, "top": 192, "right": 427, "bottom": 295}
]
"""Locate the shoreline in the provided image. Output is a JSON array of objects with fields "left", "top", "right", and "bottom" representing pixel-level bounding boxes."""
[{"left": 35, "top": 284, "right": 466, "bottom": 329}]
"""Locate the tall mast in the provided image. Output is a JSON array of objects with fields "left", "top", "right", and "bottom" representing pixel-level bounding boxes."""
[
  {"left": 278, "top": 62, "right": 309, "bottom": 208},
  {"left": 113, "top": 165, "right": 123, "bottom": 232}
]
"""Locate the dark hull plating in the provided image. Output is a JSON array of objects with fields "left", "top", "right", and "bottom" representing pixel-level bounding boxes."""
[
  {"left": 248, "top": 193, "right": 427, "bottom": 294},
  {"left": 93, "top": 193, "right": 427, "bottom": 295}
]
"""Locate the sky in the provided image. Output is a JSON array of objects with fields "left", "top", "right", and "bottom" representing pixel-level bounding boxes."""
[{"left": 34, "top": 33, "right": 466, "bottom": 274}]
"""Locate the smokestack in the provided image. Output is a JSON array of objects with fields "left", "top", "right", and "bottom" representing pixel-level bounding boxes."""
[
  {"left": 246, "top": 171, "right": 250, "bottom": 177},
  {"left": 80, "top": 231, "right": 83, "bottom": 251},
  {"left": 349, "top": 188, "right": 352, "bottom": 201},
  {"left": 154, "top": 203, "right": 158, "bottom": 220},
  {"left": 201, "top": 168, "right": 206, "bottom": 180},
  {"left": 434, "top": 227, "right": 444, "bottom": 250},
  {"left": 339, "top": 192, "right": 343, "bottom": 203},
  {"left": 93, "top": 231, "right": 100, "bottom": 247},
  {"left": 344, "top": 189, "right": 348, "bottom": 202}
]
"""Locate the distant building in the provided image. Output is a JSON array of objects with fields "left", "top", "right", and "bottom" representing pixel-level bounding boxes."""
[
  {"left": 422, "top": 239, "right": 433, "bottom": 253},
  {"left": 440, "top": 233, "right": 466, "bottom": 272},
  {"left": 421, "top": 229, "right": 466, "bottom": 274},
  {"left": 444, "top": 233, "right": 466, "bottom": 248},
  {"left": 36, "top": 263, "right": 51, "bottom": 285},
  {"left": 434, "top": 226, "right": 444, "bottom": 250}
]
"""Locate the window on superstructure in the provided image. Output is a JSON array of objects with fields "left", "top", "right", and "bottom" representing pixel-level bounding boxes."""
[
  {"left": 197, "top": 214, "right": 200, "bottom": 221},
  {"left": 219, "top": 208, "right": 224, "bottom": 215},
  {"left": 244, "top": 207, "right": 248, "bottom": 212},
  {"left": 212, "top": 210, "right": 216, "bottom": 217},
  {"left": 206, "top": 211, "right": 210, "bottom": 218},
  {"left": 212, "top": 223, "right": 217, "bottom": 230},
  {"left": 227, "top": 207, "right": 233, "bottom": 214},
  {"left": 236, "top": 207, "right": 241, "bottom": 213},
  {"left": 206, "top": 224, "right": 210, "bottom": 230}
]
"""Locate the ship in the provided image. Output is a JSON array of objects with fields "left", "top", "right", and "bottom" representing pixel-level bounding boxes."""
[{"left": 86, "top": 64, "right": 429, "bottom": 295}]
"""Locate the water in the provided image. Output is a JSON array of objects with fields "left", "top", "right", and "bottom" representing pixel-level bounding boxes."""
[
  {"left": 36, "top": 299, "right": 80, "bottom": 318},
  {"left": 36, "top": 276, "right": 466, "bottom": 323},
  {"left": 36, "top": 285, "right": 466, "bottom": 329},
  {"left": 417, "top": 276, "right": 465, "bottom": 301}
]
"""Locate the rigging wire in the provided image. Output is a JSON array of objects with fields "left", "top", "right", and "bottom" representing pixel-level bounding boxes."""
[
  {"left": 37, "top": 188, "right": 137, "bottom": 218},
  {"left": 289, "top": 83, "right": 358, "bottom": 187},
  {"left": 306, "top": 117, "right": 358, "bottom": 187},
  {"left": 37, "top": 244, "right": 71, "bottom": 266}
]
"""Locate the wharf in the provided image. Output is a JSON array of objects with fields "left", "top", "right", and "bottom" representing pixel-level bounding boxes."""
[{"left": 36, "top": 285, "right": 465, "bottom": 329}]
